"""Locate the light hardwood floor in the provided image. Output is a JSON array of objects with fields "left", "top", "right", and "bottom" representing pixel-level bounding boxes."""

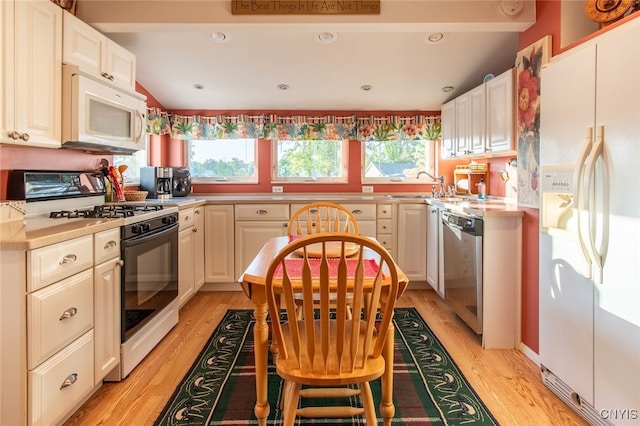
[{"left": 64, "top": 290, "right": 588, "bottom": 425}]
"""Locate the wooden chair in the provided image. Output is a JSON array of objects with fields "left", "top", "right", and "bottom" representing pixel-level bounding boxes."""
[
  {"left": 264, "top": 232, "right": 400, "bottom": 425},
  {"left": 288, "top": 202, "right": 359, "bottom": 236},
  {"left": 289, "top": 202, "right": 361, "bottom": 319}
]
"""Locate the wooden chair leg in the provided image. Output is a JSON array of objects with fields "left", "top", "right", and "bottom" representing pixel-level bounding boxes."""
[
  {"left": 359, "top": 381, "right": 377, "bottom": 425},
  {"left": 283, "top": 382, "right": 301, "bottom": 426}
]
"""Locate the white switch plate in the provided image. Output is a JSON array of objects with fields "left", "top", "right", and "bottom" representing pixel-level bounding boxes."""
[
  {"left": 272, "top": 186, "right": 283, "bottom": 193},
  {"left": 362, "top": 186, "right": 373, "bottom": 193}
]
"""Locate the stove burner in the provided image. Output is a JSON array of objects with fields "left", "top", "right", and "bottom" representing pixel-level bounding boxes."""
[{"left": 49, "top": 204, "right": 164, "bottom": 219}]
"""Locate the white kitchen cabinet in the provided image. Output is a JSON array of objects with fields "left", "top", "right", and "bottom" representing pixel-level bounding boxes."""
[
  {"left": 440, "top": 99, "right": 456, "bottom": 159},
  {"left": 339, "top": 203, "right": 377, "bottom": 238},
  {"left": 376, "top": 204, "right": 393, "bottom": 255},
  {"left": 193, "top": 206, "right": 205, "bottom": 291},
  {"left": 235, "top": 204, "right": 289, "bottom": 280},
  {"left": 178, "top": 208, "right": 196, "bottom": 307},
  {"left": 485, "top": 69, "right": 515, "bottom": 154},
  {"left": 426, "top": 204, "right": 441, "bottom": 295},
  {"left": 453, "top": 94, "right": 471, "bottom": 157},
  {"left": 441, "top": 68, "right": 515, "bottom": 159},
  {"left": 28, "top": 330, "right": 94, "bottom": 426},
  {"left": 1, "top": 0, "right": 62, "bottom": 148},
  {"left": 62, "top": 10, "right": 136, "bottom": 89},
  {"left": 468, "top": 84, "right": 487, "bottom": 155},
  {"left": 204, "top": 205, "right": 235, "bottom": 283},
  {"left": 396, "top": 204, "right": 427, "bottom": 281},
  {"left": 93, "top": 228, "right": 121, "bottom": 384}
]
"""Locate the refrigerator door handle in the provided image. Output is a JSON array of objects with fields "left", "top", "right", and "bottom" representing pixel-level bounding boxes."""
[
  {"left": 584, "top": 125, "right": 608, "bottom": 284},
  {"left": 575, "top": 126, "right": 594, "bottom": 279}
]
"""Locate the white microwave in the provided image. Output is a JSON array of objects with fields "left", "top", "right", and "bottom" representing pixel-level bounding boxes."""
[{"left": 62, "top": 64, "right": 147, "bottom": 154}]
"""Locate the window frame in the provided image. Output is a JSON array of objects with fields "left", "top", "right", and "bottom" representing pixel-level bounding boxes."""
[
  {"left": 271, "top": 139, "right": 349, "bottom": 184},
  {"left": 361, "top": 138, "right": 438, "bottom": 184},
  {"left": 186, "top": 138, "right": 259, "bottom": 184}
]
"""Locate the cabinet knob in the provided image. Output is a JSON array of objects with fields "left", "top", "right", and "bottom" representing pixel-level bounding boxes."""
[
  {"left": 60, "top": 373, "right": 78, "bottom": 389},
  {"left": 59, "top": 307, "right": 78, "bottom": 321},
  {"left": 19, "top": 133, "right": 30, "bottom": 141},
  {"left": 193, "top": 228, "right": 197, "bottom": 233},
  {"left": 195, "top": 209, "right": 201, "bottom": 214},
  {"left": 118, "top": 259, "right": 124, "bottom": 267},
  {"left": 59, "top": 254, "right": 78, "bottom": 265},
  {"left": 8, "top": 131, "right": 20, "bottom": 140}
]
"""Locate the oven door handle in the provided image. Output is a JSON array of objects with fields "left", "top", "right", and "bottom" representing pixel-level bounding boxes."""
[{"left": 124, "top": 222, "right": 179, "bottom": 247}]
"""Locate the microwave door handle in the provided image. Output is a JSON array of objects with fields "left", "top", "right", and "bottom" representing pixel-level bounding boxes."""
[
  {"left": 134, "top": 109, "right": 145, "bottom": 141},
  {"left": 575, "top": 126, "right": 593, "bottom": 279}
]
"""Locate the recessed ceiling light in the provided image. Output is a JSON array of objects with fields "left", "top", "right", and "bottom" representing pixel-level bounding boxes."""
[
  {"left": 425, "top": 33, "right": 444, "bottom": 43},
  {"left": 315, "top": 32, "right": 338, "bottom": 44},
  {"left": 277, "top": 84, "right": 290, "bottom": 90},
  {"left": 210, "top": 32, "right": 230, "bottom": 43},
  {"left": 194, "top": 83, "right": 205, "bottom": 90},
  {"left": 360, "top": 85, "right": 373, "bottom": 91},
  {"left": 441, "top": 86, "right": 454, "bottom": 93}
]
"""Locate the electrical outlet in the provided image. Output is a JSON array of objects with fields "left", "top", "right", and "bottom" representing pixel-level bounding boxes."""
[
  {"left": 362, "top": 186, "right": 374, "bottom": 193},
  {"left": 272, "top": 186, "right": 283, "bottom": 193}
]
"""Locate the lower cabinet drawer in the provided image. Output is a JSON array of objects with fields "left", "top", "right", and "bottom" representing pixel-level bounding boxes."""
[
  {"left": 28, "top": 269, "right": 94, "bottom": 369},
  {"left": 29, "top": 331, "right": 94, "bottom": 426}
]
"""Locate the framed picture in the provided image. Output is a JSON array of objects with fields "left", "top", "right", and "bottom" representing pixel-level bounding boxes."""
[{"left": 516, "top": 35, "right": 551, "bottom": 209}]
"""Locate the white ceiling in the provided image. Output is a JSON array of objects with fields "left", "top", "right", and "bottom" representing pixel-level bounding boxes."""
[{"left": 79, "top": 1, "right": 534, "bottom": 111}]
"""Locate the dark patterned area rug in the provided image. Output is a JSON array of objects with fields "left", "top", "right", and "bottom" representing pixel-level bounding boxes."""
[{"left": 155, "top": 308, "right": 499, "bottom": 425}]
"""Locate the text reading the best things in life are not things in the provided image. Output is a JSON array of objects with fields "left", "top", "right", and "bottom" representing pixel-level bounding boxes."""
[{"left": 231, "top": 0, "right": 381, "bottom": 15}]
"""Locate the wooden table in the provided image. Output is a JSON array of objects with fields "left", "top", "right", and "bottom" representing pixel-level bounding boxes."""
[{"left": 239, "top": 235, "right": 409, "bottom": 426}]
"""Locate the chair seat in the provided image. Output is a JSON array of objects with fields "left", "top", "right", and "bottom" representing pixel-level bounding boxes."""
[{"left": 277, "top": 320, "right": 386, "bottom": 386}]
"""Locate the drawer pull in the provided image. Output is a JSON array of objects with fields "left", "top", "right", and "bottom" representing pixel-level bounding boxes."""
[
  {"left": 60, "top": 373, "right": 78, "bottom": 389},
  {"left": 351, "top": 209, "right": 363, "bottom": 215},
  {"left": 59, "top": 254, "right": 78, "bottom": 265},
  {"left": 104, "top": 240, "right": 117, "bottom": 249},
  {"left": 256, "top": 209, "right": 268, "bottom": 215},
  {"left": 59, "top": 307, "right": 78, "bottom": 320},
  {"left": 309, "top": 209, "right": 318, "bottom": 214}
]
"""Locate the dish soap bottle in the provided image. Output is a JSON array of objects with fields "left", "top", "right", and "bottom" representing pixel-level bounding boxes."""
[{"left": 477, "top": 177, "right": 487, "bottom": 200}]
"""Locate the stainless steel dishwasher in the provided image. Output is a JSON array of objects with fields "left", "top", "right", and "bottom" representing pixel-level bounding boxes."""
[{"left": 441, "top": 209, "right": 483, "bottom": 334}]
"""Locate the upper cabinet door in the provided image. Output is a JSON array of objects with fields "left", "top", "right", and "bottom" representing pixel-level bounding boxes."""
[
  {"left": 63, "top": 11, "right": 136, "bottom": 89},
  {"left": 440, "top": 99, "right": 456, "bottom": 159},
  {"left": 485, "top": 69, "right": 515, "bottom": 154},
  {"left": 1, "top": 0, "right": 62, "bottom": 148}
]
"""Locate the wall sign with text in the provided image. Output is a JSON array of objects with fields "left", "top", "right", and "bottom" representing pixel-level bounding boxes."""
[{"left": 231, "top": 0, "right": 380, "bottom": 15}]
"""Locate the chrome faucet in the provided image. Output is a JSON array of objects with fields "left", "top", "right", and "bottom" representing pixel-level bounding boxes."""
[{"left": 416, "top": 171, "right": 446, "bottom": 197}]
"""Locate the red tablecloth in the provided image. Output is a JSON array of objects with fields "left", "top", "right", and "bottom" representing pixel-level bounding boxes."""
[{"left": 274, "top": 258, "right": 380, "bottom": 278}]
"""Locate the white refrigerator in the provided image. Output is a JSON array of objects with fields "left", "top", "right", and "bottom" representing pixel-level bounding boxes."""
[{"left": 539, "top": 18, "right": 640, "bottom": 426}]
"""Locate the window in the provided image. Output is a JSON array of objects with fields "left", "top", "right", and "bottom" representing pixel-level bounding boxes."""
[
  {"left": 113, "top": 145, "right": 148, "bottom": 184},
  {"left": 272, "top": 139, "right": 348, "bottom": 183},
  {"left": 362, "top": 139, "right": 436, "bottom": 183},
  {"left": 187, "top": 138, "right": 257, "bottom": 183}
]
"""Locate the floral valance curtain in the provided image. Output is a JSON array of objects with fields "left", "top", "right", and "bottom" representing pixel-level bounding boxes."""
[
  {"left": 171, "top": 114, "right": 266, "bottom": 140},
  {"left": 146, "top": 109, "right": 440, "bottom": 141},
  {"left": 356, "top": 115, "right": 441, "bottom": 142},
  {"left": 264, "top": 115, "right": 357, "bottom": 141}
]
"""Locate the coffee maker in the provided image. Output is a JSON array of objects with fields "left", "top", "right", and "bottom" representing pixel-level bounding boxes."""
[{"left": 140, "top": 167, "right": 173, "bottom": 199}]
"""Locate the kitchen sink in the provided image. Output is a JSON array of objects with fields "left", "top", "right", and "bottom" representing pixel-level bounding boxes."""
[{"left": 387, "top": 195, "right": 430, "bottom": 199}]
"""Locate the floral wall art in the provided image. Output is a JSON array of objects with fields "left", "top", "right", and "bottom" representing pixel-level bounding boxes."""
[{"left": 516, "top": 35, "right": 551, "bottom": 208}]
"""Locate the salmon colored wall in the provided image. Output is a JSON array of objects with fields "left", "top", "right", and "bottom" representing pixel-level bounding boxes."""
[{"left": 516, "top": 0, "right": 561, "bottom": 354}]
